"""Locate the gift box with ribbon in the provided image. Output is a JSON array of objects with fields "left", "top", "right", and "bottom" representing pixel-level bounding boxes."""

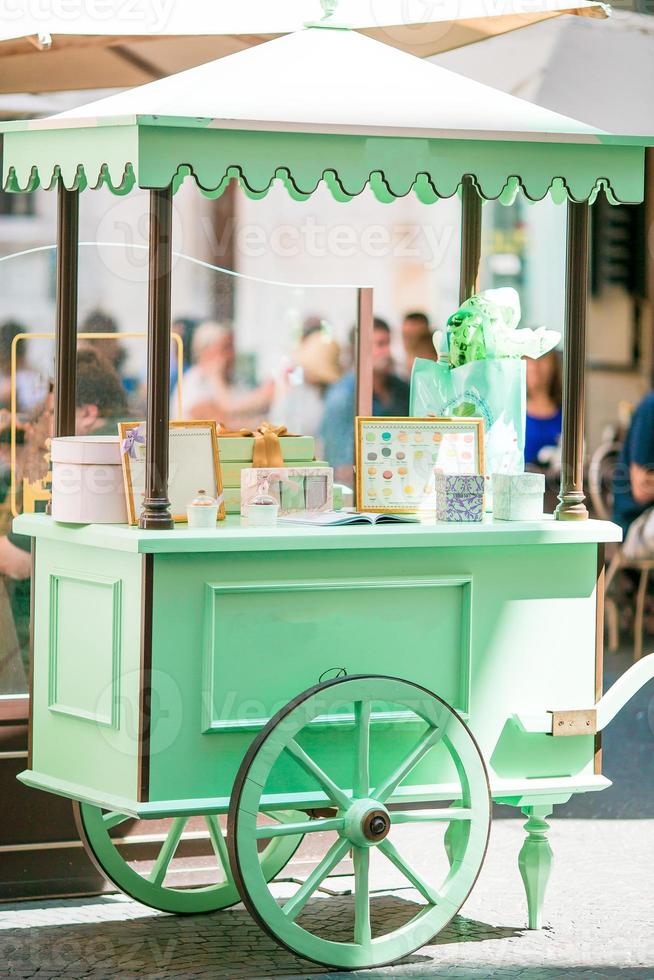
[
  {"left": 217, "top": 424, "right": 315, "bottom": 466},
  {"left": 217, "top": 424, "right": 322, "bottom": 513}
]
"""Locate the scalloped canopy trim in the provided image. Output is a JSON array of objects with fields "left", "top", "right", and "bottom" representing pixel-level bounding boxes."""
[
  {"left": 1, "top": 163, "right": 639, "bottom": 208},
  {"left": 1, "top": 126, "right": 646, "bottom": 205}
]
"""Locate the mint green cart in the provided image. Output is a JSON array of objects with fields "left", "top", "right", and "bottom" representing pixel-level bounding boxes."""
[{"left": 4, "top": 21, "right": 654, "bottom": 972}]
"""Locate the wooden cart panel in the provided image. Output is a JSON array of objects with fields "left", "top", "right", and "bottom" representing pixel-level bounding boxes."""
[
  {"left": 19, "top": 518, "right": 613, "bottom": 813},
  {"left": 31, "top": 538, "right": 142, "bottom": 803},
  {"left": 147, "top": 541, "right": 599, "bottom": 805}
]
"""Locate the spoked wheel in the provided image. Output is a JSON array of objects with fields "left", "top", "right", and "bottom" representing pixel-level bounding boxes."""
[
  {"left": 74, "top": 802, "right": 305, "bottom": 914},
  {"left": 228, "top": 675, "right": 491, "bottom": 970}
]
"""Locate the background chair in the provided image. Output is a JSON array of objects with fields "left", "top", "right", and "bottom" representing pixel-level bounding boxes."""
[{"left": 589, "top": 439, "right": 654, "bottom": 661}]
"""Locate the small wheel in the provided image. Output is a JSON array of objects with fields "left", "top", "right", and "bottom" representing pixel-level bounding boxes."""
[
  {"left": 228, "top": 675, "right": 491, "bottom": 970},
  {"left": 74, "top": 802, "right": 304, "bottom": 915}
]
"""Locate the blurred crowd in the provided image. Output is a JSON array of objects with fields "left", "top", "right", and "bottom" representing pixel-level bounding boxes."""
[{"left": 166, "top": 310, "right": 438, "bottom": 483}]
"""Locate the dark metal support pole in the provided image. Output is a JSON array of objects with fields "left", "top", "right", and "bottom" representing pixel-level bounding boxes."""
[
  {"left": 139, "top": 187, "right": 174, "bottom": 530},
  {"left": 459, "top": 175, "right": 482, "bottom": 304},
  {"left": 556, "top": 199, "right": 590, "bottom": 521},
  {"left": 53, "top": 182, "right": 79, "bottom": 438}
]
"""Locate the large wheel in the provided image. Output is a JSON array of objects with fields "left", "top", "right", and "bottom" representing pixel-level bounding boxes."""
[
  {"left": 74, "top": 802, "right": 304, "bottom": 915},
  {"left": 228, "top": 675, "right": 491, "bottom": 970}
]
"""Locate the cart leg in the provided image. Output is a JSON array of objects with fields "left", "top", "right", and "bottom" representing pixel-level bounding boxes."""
[{"left": 518, "top": 804, "right": 553, "bottom": 930}]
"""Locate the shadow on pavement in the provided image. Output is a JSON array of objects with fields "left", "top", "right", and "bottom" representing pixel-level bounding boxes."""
[{"left": 0, "top": 900, "right": 524, "bottom": 978}]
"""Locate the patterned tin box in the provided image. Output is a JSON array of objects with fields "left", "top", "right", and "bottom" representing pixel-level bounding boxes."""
[
  {"left": 492, "top": 472, "right": 545, "bottom": 521},
  {"left": 435, "top": 473, "right": 485, "bottom": 522}
]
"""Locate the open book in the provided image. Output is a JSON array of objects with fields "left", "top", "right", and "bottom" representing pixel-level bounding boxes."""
[{"left": 277, "top": 510, "right": 419, "bottom": 527}]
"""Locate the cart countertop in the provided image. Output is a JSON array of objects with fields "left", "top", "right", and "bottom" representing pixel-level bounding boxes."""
[{"left": 13, "top": 512, "right": 622, "bottom": 555}]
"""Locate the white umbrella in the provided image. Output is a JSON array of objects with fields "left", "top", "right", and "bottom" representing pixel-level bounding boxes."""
[
  {"left": 0, "top": 0, "right": 609, "bottom": 94},
  {"left": 434, "top": 8, "right": 654, "bottom": 136}
]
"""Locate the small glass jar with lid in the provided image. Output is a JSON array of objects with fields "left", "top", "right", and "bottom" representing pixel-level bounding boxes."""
[
  {"left": 186, "top": 489, "right": 219, "bottom": 528},
  {"left": 246, "top": 493, "right": 279, "bottom": 527}
]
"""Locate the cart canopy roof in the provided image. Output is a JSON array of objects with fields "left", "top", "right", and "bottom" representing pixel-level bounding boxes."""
[{"left": 2, "top": 25, "right": 651, "bottom": 204}]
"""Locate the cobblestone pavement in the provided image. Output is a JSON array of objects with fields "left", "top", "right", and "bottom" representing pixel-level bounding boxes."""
[
  {"left": 1, "top": 818, "right": 653, "bottom": 978},
  {"left": 1, "top": 651, "right": 652, "bottom": 979}
]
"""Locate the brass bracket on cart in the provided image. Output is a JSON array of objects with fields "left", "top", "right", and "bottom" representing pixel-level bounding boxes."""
[
  {"left": 549, "top": 709, "right": 597, "bottom": 737},
  {"left": 513, "top": 653, "right": 654, "bottom": 738}
]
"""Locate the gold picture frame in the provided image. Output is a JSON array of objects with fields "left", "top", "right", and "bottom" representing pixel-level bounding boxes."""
[
  {"left": 355, "top": 416, "right": 485, "bottom": 514},
  {"left": 118, "top": 419, "right": 225, "bottom": 525}
]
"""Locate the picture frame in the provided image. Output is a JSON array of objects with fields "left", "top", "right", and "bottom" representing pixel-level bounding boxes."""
[
  {"left": 240, "top": 466, "right": 333, "bottom": 516},
  {"left": 355, "top": 416, "right": 484, "bottom": 513},
  {"left": 118, "top": 419, "right": 225, "bottom": 525}
]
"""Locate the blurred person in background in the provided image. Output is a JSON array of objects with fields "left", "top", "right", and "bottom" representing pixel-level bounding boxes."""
[
  {"left": 80, "top": 309, "right": 140, "bottom": 399},
  {"left": 170, "top": 320, "right": 274, "bottom": 429},
  {"left": 299, "top": 315, "right": 324, "bottom": 341},
  {"left": 525, "top": 350, "right": 562, "bottom": 467},
  {"left": 0, "top": 348, "right": 128, "bottom": 691},
  {"left": 270, "top": 329, "right": 342, "bottom": 453},
  {"left": 613, "top": 389, "right": 654, "bottom": 558},
  {"left": 0, "top": 320, "right": 48, "bottom": 413},
  {"left": 401, "top": 311, "right": 436, "bottom": 376},
  {"left": 74, "top": 347, "right": 129, "bottom": 435},
  {"left": 322, "top": 317, "right": 409, "bottom": 483},
  {"left": 8, "top": 347, "right": 128, "bottom": 516}
]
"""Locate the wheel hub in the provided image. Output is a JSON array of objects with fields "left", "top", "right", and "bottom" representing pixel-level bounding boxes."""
[
  {"left": 363, "top": 809, "right": 390, "bottom": 841},
  {"left": 343, "top": 799, "right": 391, "bottom": 847}
]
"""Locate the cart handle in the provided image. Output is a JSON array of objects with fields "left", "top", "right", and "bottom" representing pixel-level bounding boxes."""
[{"left": 513, "top": 652, "right": 654, "bottom": 737}]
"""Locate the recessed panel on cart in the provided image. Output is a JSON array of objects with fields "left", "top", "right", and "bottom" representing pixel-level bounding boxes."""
[
  {"left": 47, "top": 570, "right": 122, "bottom": 728},
  {"left": 30, "top": 539, "right": 143, "bottom": 803},
  {"left": 201, "top": 574, "right": 472, "bottom": 734}
]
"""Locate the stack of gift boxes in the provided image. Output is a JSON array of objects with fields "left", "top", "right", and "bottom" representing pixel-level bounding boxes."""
[{"left": 217, "top": 433, "right": 331, "bottom": 514}]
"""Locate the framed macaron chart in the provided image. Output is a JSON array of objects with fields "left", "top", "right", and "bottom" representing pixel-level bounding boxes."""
[{"left": 355, "top": 417, "right": 484, "bottom": 513}]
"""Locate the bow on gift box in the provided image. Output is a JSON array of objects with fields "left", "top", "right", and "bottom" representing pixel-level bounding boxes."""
[{"left": 217, "top": 422, "right": 299, "bottom": 467}]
